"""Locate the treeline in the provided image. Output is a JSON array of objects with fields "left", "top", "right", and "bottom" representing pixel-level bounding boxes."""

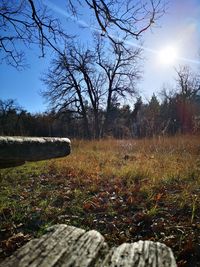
[{"left": 1, "top": 85, "right": 200, "bottom": 139}]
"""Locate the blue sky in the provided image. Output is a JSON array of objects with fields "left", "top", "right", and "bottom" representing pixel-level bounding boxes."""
[{"left": 0, "top": 0, "right": 200, "bottom": 113}]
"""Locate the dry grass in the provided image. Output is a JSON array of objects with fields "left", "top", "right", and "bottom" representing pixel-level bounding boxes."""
[{"left": 0, "top": 135, "right": 200, "bottom": 266}]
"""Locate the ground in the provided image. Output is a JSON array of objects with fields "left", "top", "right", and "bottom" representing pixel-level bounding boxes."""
[{"left": 0, "top": 135, "right": 200, "bottom": 266}]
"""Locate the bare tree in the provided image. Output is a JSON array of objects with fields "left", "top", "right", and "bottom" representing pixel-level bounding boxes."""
[
  {"left": 157, "top": 66, "right": 200, "bottom": 135},
  {"left": 0, "top": 98, "right": 22, "bottom": 115},
  {"left": 42, "top": 42, "right": 106, "bottom": 139},
  {"left": 175, "top": 65, "right": 200, "bottom": 99},
  {"left": 67, "top": 0, "right": 165, "bottom": 44},
  {"left": 0, "top": 0, "right": 68, "bottom": 69},
  {"left": 42, "top": 35, "right": 142, "bottom": 138},
  {"left": 174, "top": 65, "right": 200, "bottom": 133},
  {"left": 0, "top": 98, "right": 23, "bottom": 135},
  {"left": 95, "top": 37, "right": 142, "bottom": 135},
  {"left": 68, "top": 44, "right": 106, "bottom": 138}
]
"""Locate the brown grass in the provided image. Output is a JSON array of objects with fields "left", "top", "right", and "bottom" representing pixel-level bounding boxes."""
[{"left": 0, "top": 135, "right": 200, "bottom": 266}]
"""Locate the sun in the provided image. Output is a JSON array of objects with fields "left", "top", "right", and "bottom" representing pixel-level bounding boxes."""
[{"left": 158, "top": 45, "right": 178, "bottom": 65}]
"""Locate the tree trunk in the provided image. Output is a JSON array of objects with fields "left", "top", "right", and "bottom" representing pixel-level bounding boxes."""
[
  {"left": 103, "top": 90, "right": 112, "bottom": 137},
  {"left": 94, "top": 110, "right": 100, "bottom": 139}
]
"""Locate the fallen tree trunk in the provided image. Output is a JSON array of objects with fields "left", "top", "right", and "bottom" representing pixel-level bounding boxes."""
[
  {"left": 0, "top": 136, "right": 71, "bottom": 168},
  {"left": 0, "top": 224, "right": 177, "bottom": 267}
]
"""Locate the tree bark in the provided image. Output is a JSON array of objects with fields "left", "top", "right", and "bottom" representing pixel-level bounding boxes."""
[
  {"left": 0, "top": 224, "right": 177, "bottom": 267},
  {"left": 0, "top": 136, "right": 71, "bottom": 168}
]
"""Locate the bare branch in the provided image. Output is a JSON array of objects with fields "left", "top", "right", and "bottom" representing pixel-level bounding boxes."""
[
  {"left": 67, "top": 0, "right": 166, "bottom": 44},
  {"left": 0, "top": 0, "right": 69, "bottom": 69}
]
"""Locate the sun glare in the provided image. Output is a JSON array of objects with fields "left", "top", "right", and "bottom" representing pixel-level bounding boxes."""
[{"left": 158, "top": 45, "right": 178, "bottom": 65}]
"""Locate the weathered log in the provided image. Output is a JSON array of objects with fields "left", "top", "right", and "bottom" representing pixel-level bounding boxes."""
[
  {"left": 0, "top": 224, "right": 177, "bottom": 267},
  {"left": 0, "top": 136, "right": 71, "bottom": 168}
]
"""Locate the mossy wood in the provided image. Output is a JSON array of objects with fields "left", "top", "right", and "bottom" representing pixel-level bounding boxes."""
[
  {"left": 0, "top": 224, "right": 177, "bottom": 267},
  {"left": 0, "top": 136, "right": 71, "bottom": 168}
]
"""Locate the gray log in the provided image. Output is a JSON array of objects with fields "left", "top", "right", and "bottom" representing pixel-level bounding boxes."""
[
  {"left": 0, "top": 136, "right": 71, "bottom": 168},
  {"left": 0, "top": 224, "right": 177, "bottom": 267}
]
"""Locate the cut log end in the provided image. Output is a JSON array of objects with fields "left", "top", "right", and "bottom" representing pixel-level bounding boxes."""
[{"left": 0, "top": 224, "right": 177, "bottom": 267}]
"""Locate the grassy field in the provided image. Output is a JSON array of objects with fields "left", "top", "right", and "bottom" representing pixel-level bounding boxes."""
[{"left": 0, "top": 135, "right": 200, "bottom": 266}]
